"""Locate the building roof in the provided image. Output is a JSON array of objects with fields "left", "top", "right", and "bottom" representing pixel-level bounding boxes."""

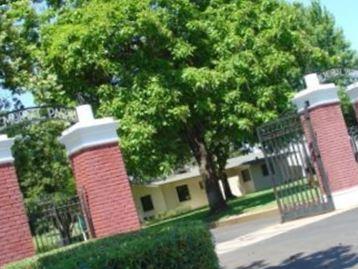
[{"left": 140, "top": 150, "right": 265, "bottom": 187}]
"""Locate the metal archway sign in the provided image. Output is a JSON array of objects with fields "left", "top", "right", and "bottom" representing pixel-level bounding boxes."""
[
  {"left": 318, "top": 68, "right": 358, "bottom": 84},
  {"left": 0, "top": 106, "right": 78, "bottom": 132}
]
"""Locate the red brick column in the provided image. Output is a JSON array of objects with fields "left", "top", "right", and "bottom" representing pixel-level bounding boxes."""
[
  {"left": 70, "top": 143, "right": 140, "bottom": 237},
  {"left": 307, "top": 103, "right": 358, "bottom": 192},
  {"left": 293, "top": 74, "right": 358, "bottom": 209},
  {"left": 59, "top": 105, "right": 140, "bottom": 238},
  {"left": 0, "top": 136, "right": 35, "bottom": 267}
]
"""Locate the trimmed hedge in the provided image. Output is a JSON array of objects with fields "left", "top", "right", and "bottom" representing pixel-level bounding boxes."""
[{"left": 5, "top": 222, "right": 219, "bottom": 269}]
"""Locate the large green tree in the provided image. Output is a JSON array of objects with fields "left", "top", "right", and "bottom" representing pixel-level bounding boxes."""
[{"left": 4, "top": 0, "right": 358, "bottom": 212}]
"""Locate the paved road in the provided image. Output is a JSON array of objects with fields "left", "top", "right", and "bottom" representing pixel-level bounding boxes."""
[
  {"left": 213, "top": 208, "right": 358, "bottom": 269},
  {"left": 212, "top": 211, "right": 280, "bottom": 244}
]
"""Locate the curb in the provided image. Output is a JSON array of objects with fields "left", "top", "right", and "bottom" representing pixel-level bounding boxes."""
[{"left": 209, "top": 207, "right": 279, "bottom": 229}]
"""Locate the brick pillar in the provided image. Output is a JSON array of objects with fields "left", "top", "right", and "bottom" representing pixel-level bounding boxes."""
[
  {"left": 0, "top": 135, "right": 35, "bottom": 267},
  {"left": 347, "top": 82, "right": 358, "bottom": 120},
  {"left": 59, "top": 105, "right": 140, "bottom": 238},
  {"left": 293, "top": 74, "right": 358, "bottom": 209}
]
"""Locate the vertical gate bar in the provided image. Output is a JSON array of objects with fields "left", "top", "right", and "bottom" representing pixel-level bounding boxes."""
[
  {"left": 29, "top": 213, "right": 40, "bottom": 253},
  {"left": 281, "top": 133, "right": 301, "bottom": 207},
  {"left": 272, "top": 131, "right": 296, "bottom": 210},
  {"left": 290, "top": 122, "right": 312, "bottom": 207},
  {"left": 276, "top": 133, "right": 299, "bottom": 209},
  {"left": 272, "top": 132, "right": 295, "bottom": 213},
  {"left": 257, "top": 129, "right": 284, "bottom": 220},
  {"left": 267, "top": 137, "right": 289, "bottom": 213},
  {"left": 349, "top": 127, "right": 358, "bottom": 161},
  {"left": 287, "top": 134, "right": 306, "bottom": 205},
  {"left": 303, "top": 103, "right": 334, "bottom": 209},
  {"left": 272, "top": 134, "right": 293, "bottom": 212},
  {"left": 290, "top": 136, "right": 313, "bottom": 205},
  {"left": 79, "top": 188, "right": 96, "bottom": 239},
  {"left": 296, "top": 129, "right": 321, "bottom": 205},
  {"left": 284, "top": 122, "right": 304, "bottom": 211},
  {"left": 299, "top": 117, "right": 321, "bottom": 204},
  {"left": 51, "top": 202, "right": 59, "bottom": 249},
  {"left": 285, "top": 135, "right": 306, "bottom": 207}
]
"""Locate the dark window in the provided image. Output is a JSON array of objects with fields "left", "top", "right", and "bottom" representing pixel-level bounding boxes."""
[
  {"left": 140, "top": 195, "right": 154, "bottom": 212},
  {"left": 261, "top": 164, "right": 269, "bottom": 176},
  {"left": 176, "top": 185, "right": 191, "bottom": 202},
  {"left": 199, "top": 181, "right": 204, "bottom": 190},
  {"left": 241, "top": 169, "right": 251, "bottom": 182}
]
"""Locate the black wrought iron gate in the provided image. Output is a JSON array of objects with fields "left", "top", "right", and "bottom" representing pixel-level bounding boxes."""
[
  {"left": 257, "top": 109, "right": 334, "bottom": 222},
  {"left": 27, "top": 194, "right": 94, "bottom": 253}
]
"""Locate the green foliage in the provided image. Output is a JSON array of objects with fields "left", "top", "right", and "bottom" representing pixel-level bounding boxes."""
[
  {"left": 338, "top": 88, "right": 357, "bottom": 127},
  {"left": 3, "top": 0, "right": 358, "bottom": 210},
  {"left": 8, "top": 121, "right": 75, "bottom": 207},
  {"left": 0, "top": 0, "right": 37, "bottom": 92},
  {"left": 21, "top": 0, "right": 355, "bottom": 179},
  {"left": 5, "top": 222, "right": 219, "bottom": 269}
]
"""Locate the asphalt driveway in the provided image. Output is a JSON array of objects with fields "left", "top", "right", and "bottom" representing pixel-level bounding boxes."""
[{"left": 213, "top": 207, "right": 358, "bottom": 269}]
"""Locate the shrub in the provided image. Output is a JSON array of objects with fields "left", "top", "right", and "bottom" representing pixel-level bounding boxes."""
[{"left": 5, "top": 222, "right": 219, "bottom": 269}]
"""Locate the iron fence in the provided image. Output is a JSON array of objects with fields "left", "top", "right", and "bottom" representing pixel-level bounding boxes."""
[
  {"left": 257, "top": 109, "right": 334, "bottom": 222},
  {"left": 27, "top": 195, "right": 92, "bottom": 253},
  {"left": 349, "top": 126, "right": 358, "bottom": 162}
]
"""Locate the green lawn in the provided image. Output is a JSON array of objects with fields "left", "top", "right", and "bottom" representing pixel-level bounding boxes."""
[{"left": 145, "top": 188, "right": 277, "bottom": 229}]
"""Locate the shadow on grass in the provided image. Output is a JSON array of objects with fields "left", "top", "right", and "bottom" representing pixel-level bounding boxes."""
[
  {"left": 146, "top": 189, "right": 276, "bottom": 229},
  {"left": 234, "top": 245, "right": 358, "bottom": 269}
]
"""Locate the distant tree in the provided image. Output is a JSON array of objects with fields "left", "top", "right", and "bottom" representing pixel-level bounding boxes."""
[
  {"left": 0, "top": 0, "right": 37, "bottom": 92},
  {"left": 3, "top": 0, "right": 358, "bottom": 212},
  {"left": 7, "top": 121, "right": 75, "bottom": 207}
]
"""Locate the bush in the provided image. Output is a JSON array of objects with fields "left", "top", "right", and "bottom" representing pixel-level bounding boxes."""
[{"left": 5, "top": 222, "right": 219, "bottom": 269}]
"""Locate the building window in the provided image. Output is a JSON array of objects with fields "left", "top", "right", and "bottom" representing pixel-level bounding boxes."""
[
  {"left": 261, "top": 164, "right": 269, "bottom": 176},
  {"left": 176, "top": 185, "right": 191, "bottom": 202},
  {"left": 199, "top": 181, "right": 204, "bottom": 190},
  {"left": 241, "top": 169, "right": 251, "bottom": 182},
  {"left": 140, "top": 195, "right": 154, "bottom": 212}
]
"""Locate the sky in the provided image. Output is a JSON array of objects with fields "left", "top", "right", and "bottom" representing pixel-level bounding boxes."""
[{"left": 2, "top": 0, "right": 358, "bottom": 108}]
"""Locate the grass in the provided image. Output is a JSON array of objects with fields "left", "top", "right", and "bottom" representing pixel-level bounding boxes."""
[
  {"left": 144, "top": 178, "right": 323, "bottom": 229},
  {"left": 32, "top": 222, "right": 88, "bottom": 254},
  {"left": 145, "top": 188, "right": 277, "bottom": 229}
]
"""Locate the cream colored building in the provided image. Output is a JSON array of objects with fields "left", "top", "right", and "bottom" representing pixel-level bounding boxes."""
[{"left": 131, "top": 151, "right": 286, "bottom": 221}]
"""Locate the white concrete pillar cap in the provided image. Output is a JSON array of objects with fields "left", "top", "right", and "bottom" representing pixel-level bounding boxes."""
[
  {"left": 59, "top": 104, "right": 119, "bottom": 156},
  {"left": 76, "top": 104, "right": 94, "bottom": 122},
  {"left": 346, "top": 82, "right": 358, "bottom": 103},
  {"left": 292, "top": 73, "right": 339, "bottom": 113},
  {"left": 0, "top": 135, "right": 15, "bottom": 165}
]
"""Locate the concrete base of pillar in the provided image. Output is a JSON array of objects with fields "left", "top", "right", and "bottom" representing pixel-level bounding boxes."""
[{"left": 332, "top": 185, "right": 358, "bottom": 210}]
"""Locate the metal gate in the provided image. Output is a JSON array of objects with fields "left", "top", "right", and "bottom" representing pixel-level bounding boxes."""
[
  {"left": 257, "top": 108, "right": 334, "bottom": 222},
  {"left": 349, "top": 126, "right": 358, "bottom": 162},
  {"left": 27, "top": 194, "right": 94, "bottom": 253}
]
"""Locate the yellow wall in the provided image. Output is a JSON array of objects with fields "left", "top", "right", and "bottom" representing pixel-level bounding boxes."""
[
  {"left": 160, "top": 176, "right": 208, "bottom": 213},
  {"left": 131, "top": 185, "right": 167, "bottom": 221},
  {"left": 225, "top": 166, "right": 256, "bottom": 196},
  {"left": 131, "top": 177, "right": 208, "bottom": 221},
  {"left": 131, "top": 163, "right": 273, "bottom": 221}
]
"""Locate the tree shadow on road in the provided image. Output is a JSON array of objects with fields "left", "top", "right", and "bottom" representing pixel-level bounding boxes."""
[{"left": 234, "top": 245, "right": 358, "bottom": 269}]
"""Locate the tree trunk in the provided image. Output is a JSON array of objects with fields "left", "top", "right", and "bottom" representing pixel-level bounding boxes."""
[
  {"left": 220, "top": 172, "right": 235, "bottom": 200},
  {"left": 185, "top": 125, "right": 227, "bottom": 213},
  {"left": 204, "top": 174, "right": 227, "bottom": 213}
]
